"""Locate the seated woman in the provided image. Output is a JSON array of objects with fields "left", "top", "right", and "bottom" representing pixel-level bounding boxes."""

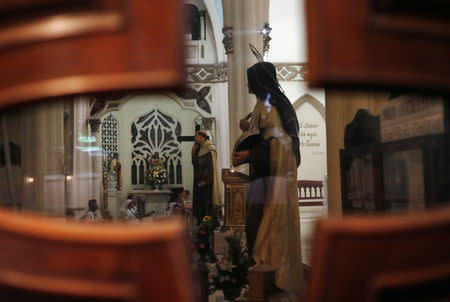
[
  {"left": 121, "top": 197, "right": 139, "bottom": 222},
  {"left": 82, "top": 199, "right": 103, "bottom": 222},
  {"left": 183, "top": 190, "right": 191, "bottom": 203},
  {"left": 168, "top": 187, "right": 187, "bottom": 216}
]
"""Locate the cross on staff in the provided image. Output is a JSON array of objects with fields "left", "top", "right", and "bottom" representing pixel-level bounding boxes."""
[{"left": 177, "top": 124, "right": 201, "bottom": 143}]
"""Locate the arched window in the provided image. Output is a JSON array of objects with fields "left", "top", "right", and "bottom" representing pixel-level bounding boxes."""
[
  {"left": 101, "top": 114, "right": 119, "bottom": 173},
  {"left": 184, "top": 4, "right": 201, "bottom": 40}
]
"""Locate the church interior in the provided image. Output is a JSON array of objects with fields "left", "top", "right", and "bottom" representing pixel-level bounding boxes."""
[{"left": 0, "top": 0, "right": 449, "bottom": 301}]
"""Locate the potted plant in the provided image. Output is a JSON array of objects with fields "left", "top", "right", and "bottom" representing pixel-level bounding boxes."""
[
  {"left": 207, "top": 233, "right": 249, "bottom": 300},
  {"left": 191, "top": 216, "right": 217, "bottom": 262},
  {"left": 190, "top": 216, "right": 217, "bottom": 302}
]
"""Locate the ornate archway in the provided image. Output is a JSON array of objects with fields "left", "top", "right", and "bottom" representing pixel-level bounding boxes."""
[{"left": 293, "top": 93, "right": 325, "bottom": 120}]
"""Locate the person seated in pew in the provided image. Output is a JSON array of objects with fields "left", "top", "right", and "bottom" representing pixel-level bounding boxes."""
[
  {"left": 168, "top": 187, "right": 187, "bottom": 216},
  {"left": 121, "top": 198, "right": 140, "bottom": 222},
  {"left": 81, "top": 199, "right": 103, "bottom": 222},
  {"left": 183, "top": 189, "right": 191, "bottom": 200},
  {"left": 123, "top": 194, "right": 155, "bottom": 221},
  {"left": 65, "top": 209, "right": 76, "bottom": 220},
  {"left": 130, "top": 195, "right": 140, "bottom": 218}
]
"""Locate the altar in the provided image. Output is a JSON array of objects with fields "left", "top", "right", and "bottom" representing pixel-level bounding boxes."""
[{"left": 130, "top": 188, "right": 172, "bottom": 216}]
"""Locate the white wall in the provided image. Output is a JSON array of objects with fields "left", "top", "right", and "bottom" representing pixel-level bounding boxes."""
[
  {"left": 280, "top": 81, "right": 325, "bottom": 107},
  {"left": 268, "top": 0, "right": 307, "bottom": 62},
  {"left": 296, "top": 102, "right": 327, "bottom": 181},
  {"left": 115, "top": 95, "right": 199, "bottom": 202},
  {"left": 211, "top": 82, "right": 231, "bottom": 176}
]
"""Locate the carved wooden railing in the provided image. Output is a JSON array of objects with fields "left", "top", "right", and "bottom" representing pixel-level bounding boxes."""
[{"left": 298, "top": 180, "right": 324, "bottom": 207}]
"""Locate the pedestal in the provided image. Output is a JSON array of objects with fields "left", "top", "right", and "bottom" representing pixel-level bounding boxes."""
[
  {"left": 107, "top": 189, "right": 121, "bottom": 220},
  {"left": 248, "top": 265, "right": 277, "bottom": 302},
  {"left": 213, "top": 230, "right": 230, "bottom": 255},
  {"left": 222, "top": 169, "right": 249, "bottom": 230}
]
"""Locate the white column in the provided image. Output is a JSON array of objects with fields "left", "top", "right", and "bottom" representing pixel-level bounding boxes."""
[
  {"left": 31, "top": 101, "right": 65, "bottom": 214},
  {"left": 211, "top": 82, "right": 230, "bottom": 201},
  {"left": 70, "top": 96, "right": 95, "bottom": 210},
  {"left": 90, "top": 122, "right": 102, "bottom": 207},
  {"left": 223, "top": 0, "right": 270, "bottom": 157},
  {"left": 21, "top": 106, "right": 36, "bottom": 211}
]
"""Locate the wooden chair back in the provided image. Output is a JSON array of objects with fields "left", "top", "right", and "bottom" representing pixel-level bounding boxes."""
[
  {"left": 0, "top": 0, "right": 185, "bottom": 108},
  {"left": 0, "top": 210, "right": 194, "bottom": 302},
  {"left": 308, "top": 207, "right": 450, "bottom": 302}
]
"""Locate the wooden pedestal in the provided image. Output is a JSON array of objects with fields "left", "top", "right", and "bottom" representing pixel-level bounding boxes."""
[
  {"left": 221, "top": 169, "right": 249, "bottom": 231},
  {"left": 248, "top": 265, "right": 277, "bottom": 302}
]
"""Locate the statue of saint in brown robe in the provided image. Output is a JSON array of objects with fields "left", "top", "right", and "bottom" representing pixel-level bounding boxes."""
[{"left": 192, "top": 130, "right": 221, "bottom": 224}]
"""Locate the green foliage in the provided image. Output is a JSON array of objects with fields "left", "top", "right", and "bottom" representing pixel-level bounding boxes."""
[
  {"left": 191, "top": 216, "right": 217, "bottom": 264},
  {"left": 207, "top": 232, "right": 249, "bottom": 294}
]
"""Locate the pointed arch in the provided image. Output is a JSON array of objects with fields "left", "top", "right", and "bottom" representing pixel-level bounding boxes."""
[
  {"left": 201, "top": 0, "right": 225, "bottom": 62},
  {"left": 293, "top": 93, "right": 325, "bottom": 120},
  {"left": 92, "top": 92, "right": 213, "bottom": 119}
]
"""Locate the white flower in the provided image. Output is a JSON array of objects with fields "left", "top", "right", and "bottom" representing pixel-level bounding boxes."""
[
  {"left": 218, "top": 258, "right": 236, "bottom": 272},
  {"left": 206, "top": 263, "right": 218, "bottom": 277}
]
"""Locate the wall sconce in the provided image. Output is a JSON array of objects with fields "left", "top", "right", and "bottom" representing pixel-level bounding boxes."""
[
  {"left": 25, "top": 177, "right": 34, "bottom": 184},
  {"left": 66, "top": 175, "right": 73, "bottom": 181},
  {"left": 260, "top": 22, "right": 272, "bottom": 55}
]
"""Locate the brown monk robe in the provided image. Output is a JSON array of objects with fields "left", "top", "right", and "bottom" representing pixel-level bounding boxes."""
[{"left": 191, "top": 130, "right": 221, "bottom": 224}]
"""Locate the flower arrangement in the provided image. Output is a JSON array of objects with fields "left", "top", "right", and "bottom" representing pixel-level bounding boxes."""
[
  {"left": 207, "top": 233, "right": 249, "bottom": 296},
  {"left": 191, "top": 216, "right": 217, "bottom": 263},
  {"left": 148, "top": 166, "right": 167, "bottom": 186}
]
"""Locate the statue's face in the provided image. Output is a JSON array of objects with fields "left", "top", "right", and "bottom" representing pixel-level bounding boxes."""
[
  {"left": 194, "top": 133, "right": 205, "bottom": 144},
  {"left": 194, "top": 133, "right": 201, "bottom": 144}
]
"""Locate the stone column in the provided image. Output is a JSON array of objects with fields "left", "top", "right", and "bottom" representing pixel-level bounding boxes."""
[
  {"left": 31, "top": 102, "right": 65, "bottom": 214},
  {"left": 88, "top": 115, "right": 114, "bottom": 219},
  {"left": 87, "top": 117, "right": 102, "bottom": 205},
  {"left": 222, "top": 0, "right": 270, "bottom": 160}
]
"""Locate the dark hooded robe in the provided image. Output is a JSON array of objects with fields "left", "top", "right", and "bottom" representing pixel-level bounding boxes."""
[
  {"left": 237, "top": 61, "right": 303, "bottom": 291},
  {"left": 192, "top": 139, "right": 221, "bottom": 224}
]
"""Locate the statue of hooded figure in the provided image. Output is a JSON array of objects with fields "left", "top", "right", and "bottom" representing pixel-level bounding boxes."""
[
  {"left": 191, "top": 130, "right": 221, "bottom": 224},
  {"left": 109, "top": 153, "right": 122, "bottom": 190},
  {"left": 232, "top": 61, "right": 303, "bottom": 292}
]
